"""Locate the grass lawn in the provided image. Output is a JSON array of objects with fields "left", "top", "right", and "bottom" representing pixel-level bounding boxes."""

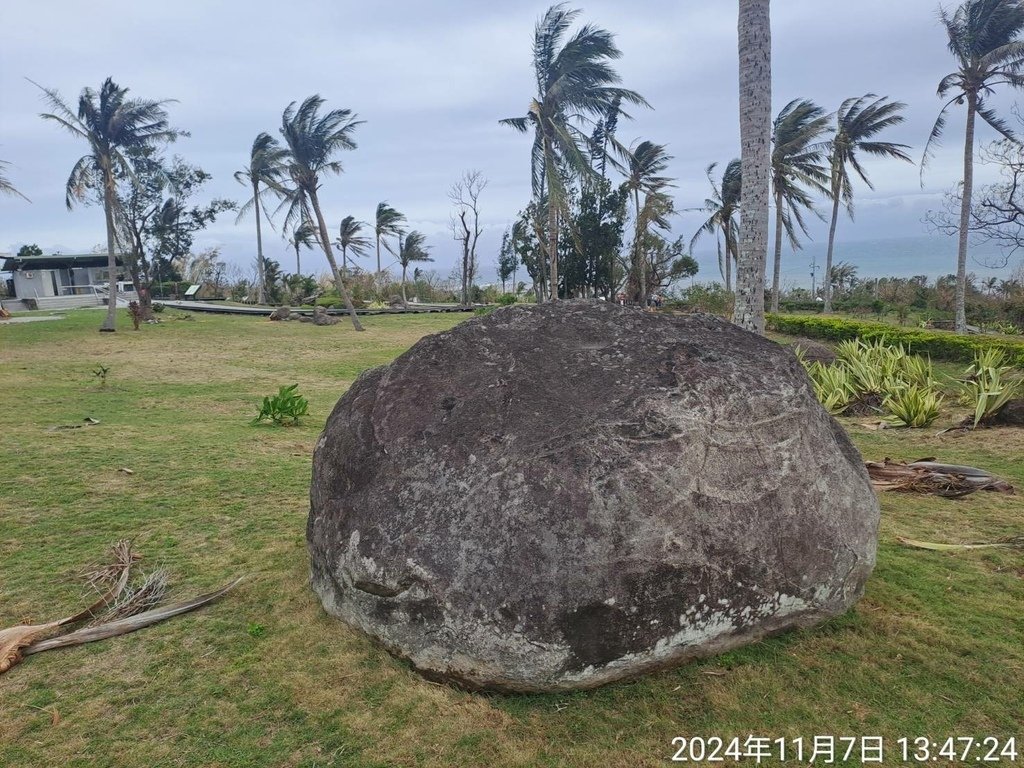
[{"left": 1, "top": 308, "right": 1022, "bottom": 767}]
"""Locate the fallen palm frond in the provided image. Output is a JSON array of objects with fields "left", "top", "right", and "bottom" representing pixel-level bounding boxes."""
[
  {"left": 866, "top": 457, "right": 1014, "bottom": 497},
  {"left": 25, "top": 578, "right": 243, "bottom": 657},
  {"left": 0, "top": 540, "right": 240, "bottom": 677},
  {"left": 897, "top": 536, "right": 1024, "bottom": 551},
  {"left": 0, "top": 542, "right": 134, "bottom": 674},
  {"left": 87, "top": 569, "right": 169, "bottom": 627}
]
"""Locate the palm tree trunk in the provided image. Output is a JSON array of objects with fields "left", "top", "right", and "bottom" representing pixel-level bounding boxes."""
[
  {"left": 955, "top": 92, "right": 977, "bottom": 334},
  {"left": 547, "top": 196, "right": 559, "bottom": 302},
  {"left": 309, "top": 188, "right": 364, "bottom": 332},
  {"left": 771, "top": 187, "right": 784, "bottom": 313},
  {"left": 253, "top": 181, "right": 267, "bottom": 305},
  {"left": 401, "top": 264, "right": 408, "bottom": 308},
  {"left": 342, "top": 245, "right": 348, "bottom": 276},
  {"left": 295, "top": 243, "right": 301, "bottom": 277},
  {"left": 100, "top": 166, "right": 119, "bottom": 332},
  {"left": 733, "top": 0, "right": 771, "bottom": 334},
  {"left": 630, "top": 188, "right": 638, "bottom": 305},
  {"left": 724, "top": 227, "right": 733, "bottom": 292},
  {"left": 823, "top": 180, "right": 841, "bottom": 313}
]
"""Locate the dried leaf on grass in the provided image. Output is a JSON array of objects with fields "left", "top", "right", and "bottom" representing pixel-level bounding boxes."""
[
  {"left": 866, "top": 457, "right": 1014, "bottom": 497},
  {"left": 897, "top": 536, "right": 1024, "bottom": 552},
  {"left": 0, "top": 539, "right": 240, "bottom": 677}
]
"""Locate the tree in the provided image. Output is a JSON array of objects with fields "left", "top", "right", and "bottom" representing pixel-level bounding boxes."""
[
  {"left": 500, "top": 3, "right": 647, "bottom": 301},
  {"left": 0, "top": 160, "right": 29, "bottom": 201},
  {"left": 336, "top": 215, "right": 372, "bottom": 275},
  {"left": 497, "top": 228, "right": 517, "bottom": 293},
  {"left": 17, "top": 244, "right": 42, "bottom": 259},
  {"left": 277, "top": 95, "right": 364, "bottom": 331},
  {"left": 927, "top": 137, "right": 1024, "bottom": 262},
  {"left": 115, "top": 149, "right": 234, "bottom": 319},
  {"left": 823, "top": 94, "right": 911, "bottom": 313},
  {"left": 449, "top": 170, "right": 487, "bottom": 305},
  {"left": 735, "top": 0, "right": 772, "bottom": 333},
  {"left": 374, "top": 202, "right": 406, "bottom": 283},
  {"left": 924, "top": 0, "right": 1024, "bottom": 332},
  {"left": 623, "top": 141, "right": 674, "bottom": 306},
  {"left": 691, "top": 160, "right": 742, "bottom": 292},
  {"left": 35, "top": 77, "right": 181, "bottom": 331},
  {"left": 287, "top": 219, "right": 317, "bottom": 276},
  {"left": 235, "top": 133, "right": 287, "bottom": 305},
  {"left": 397, "top": 231, "right": 433, "bottom": 307},
  {"left": 769, "top": 99, "right": 831, "bottom": 312}
]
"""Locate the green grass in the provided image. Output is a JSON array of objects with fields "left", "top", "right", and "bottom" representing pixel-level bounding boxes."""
[{"left": 1, "top": 308, "right": 1022, "bottom": 767}]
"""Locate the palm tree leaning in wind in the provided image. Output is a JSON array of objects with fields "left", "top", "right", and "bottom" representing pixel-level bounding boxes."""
[
  {"left": 235, "top": 132, "right": 287, "bottom": 305},
  {"left": 691, "top": 160, "right": 742, "bottom": 292},
  {"left": 623, "top": 141, "right": 674, "bottom": 306},
  {"left": 0, "top": 160, "right": 30, "bottom": 201},
  {"left": 34, "top": 78, "right": 181, "bottom": 332},
  {"left": 396, "top": 231, "right": 433, "bottom": 308},
  {"left": 769, "top": 98, "right": 832, "bottom": 312},
  {"left": 287, "top": 218, "right": 317, "bottom": 276},
  {"left": 822, "top": 94, "right": 911, "bottom": 313},
  {"left": 735, "top": 0, "right": 772, "bottom": 333},
  {"left": 374, "top": 202, "right": 406, "bottom": 285},
  {"left": 336, "top": 215, "right": 372, "bottom": 275},
  {"left": 924, "top": 0, "right": 1024, "bottom": 333},
  {"left": 501, "top": 3, "right": 647, "bottom": 301},
  {"left": 277, "top": 95, "right": 364, "bottom": 331}
]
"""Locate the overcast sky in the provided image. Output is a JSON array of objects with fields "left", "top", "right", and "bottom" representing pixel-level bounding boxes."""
[{"left": 1, "top": 0, "right": 1019, "bottom": 285}]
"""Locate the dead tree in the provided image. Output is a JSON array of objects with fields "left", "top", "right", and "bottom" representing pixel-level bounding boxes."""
[{"left": 449, "top": 171, "right": 487, "bottom": 305}]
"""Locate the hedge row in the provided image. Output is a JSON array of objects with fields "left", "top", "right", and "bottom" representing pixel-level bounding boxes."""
[{"left": 766, "top": 314, "right": 1024, "bottom": 367}]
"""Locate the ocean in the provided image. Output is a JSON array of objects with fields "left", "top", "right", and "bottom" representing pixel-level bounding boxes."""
[{"left": 691, "top": 235, "right": 1021, "bottom": 291}]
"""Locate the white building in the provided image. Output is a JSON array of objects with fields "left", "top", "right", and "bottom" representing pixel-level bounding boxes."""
[{"left": 1, "top": 252, "right": 134, "bottom": 310}]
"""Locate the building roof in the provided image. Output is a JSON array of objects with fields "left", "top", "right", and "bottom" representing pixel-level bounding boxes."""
[{"left": 1, "top": 253, "right": 124, "bottom": 271}]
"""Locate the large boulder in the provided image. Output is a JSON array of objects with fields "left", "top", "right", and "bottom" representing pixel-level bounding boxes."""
[{"left": 308, "top": 302, "right": 879, "bottom": 692}]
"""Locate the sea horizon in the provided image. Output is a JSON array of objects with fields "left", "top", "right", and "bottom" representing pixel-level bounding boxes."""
[{"left": 691, "top": 233, "right": 1021, "bottom": 291}]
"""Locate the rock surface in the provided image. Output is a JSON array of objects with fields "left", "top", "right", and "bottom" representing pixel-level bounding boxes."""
[{"left": 307, "top": 302, "right": 880, "bottom": 692}]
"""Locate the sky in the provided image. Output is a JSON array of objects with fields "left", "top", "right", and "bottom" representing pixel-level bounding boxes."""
[{"left": 1, "top": 0, "right": 1021, "bottom": 289}]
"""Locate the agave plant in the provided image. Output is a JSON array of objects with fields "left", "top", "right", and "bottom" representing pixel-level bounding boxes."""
[
  {"left": 959, "top": 351, "right": 1023, "bottom": 427},
  {"left": 884, "top": 385, "right": 944, "bottom": 428},
  {"left": 805, "top": 361, "right": 854, "bottom": 415}
]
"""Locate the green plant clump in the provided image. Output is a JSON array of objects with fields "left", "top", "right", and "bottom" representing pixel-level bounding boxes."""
[
  {"left": 253, "top": 384, "right": 309, "bottom": 426},
  {"left": 959, "top": 349, "right": 1023, "bottom": 427}
]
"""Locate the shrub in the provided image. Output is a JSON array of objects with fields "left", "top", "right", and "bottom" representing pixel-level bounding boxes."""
[
  {"left": 768, "top": 314, "right": 1024, "bottom": 367},
  {"left": 497, "top": 293, "right": 518, "bottom": 306},
  {"left": 805, "top": 362, "right": 854, "bottom": 415},
  {"left": 253, "top": 384, "right": 309, "bottom": 426},
  {"left": 883, "top": 386, "right": 943, "bottom": 428},
  {"left": 959, "top": 349, "right": 1023, "bottom": 427}
]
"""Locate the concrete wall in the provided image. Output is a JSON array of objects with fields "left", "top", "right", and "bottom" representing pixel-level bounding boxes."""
[{"left": 12, "top": 269, "right": 55, "bottom": 299}]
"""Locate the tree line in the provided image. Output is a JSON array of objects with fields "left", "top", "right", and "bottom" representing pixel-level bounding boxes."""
[{"left": 4, "top": 0, "right": 1023, "bottom": 335}]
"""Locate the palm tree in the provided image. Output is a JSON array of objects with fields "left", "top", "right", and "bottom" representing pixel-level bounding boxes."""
[
  {"left": 277, "top": 95, "right": 364, "bottom": 331},
  {"left": 735, "top": 0, "right": 772, "bottom": 333},
  {"left": 235, "top": 133, "right": 286, "bottom": 305},
  {"left": 691, "top": 160, "right": 742, "bottom": 291},
  {"left": 374, "top": 202, "right": 406, "bottom": 282},
  {"left": 769, "top": 99, "right": 832, "bottom": 312},
  {"left": 34, "top": 78, "right": 180, "bottom": 331},
  {"left": 336, "top": 215, "right": 372, "bottom": 275},
  {"left": 823, "top": 94, "right": 911, "bottom": 313},
  {"left": 396, "top": 231, "right": 433, "bottom": 307},
  {"left": 623, "top": 141, "right": 674, "bottom": 306},
  {"left": 924, "top": 0, "right": 1024, "bottom": 332},
  {"left": 287, "top": 219, "right": 317, "bottom": 275},
  {"left": 0, "top": 160, "right": 30, "bottom": 201},
  {"left": 500, "top": 3, "right": 647, "bottom": 301}
]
